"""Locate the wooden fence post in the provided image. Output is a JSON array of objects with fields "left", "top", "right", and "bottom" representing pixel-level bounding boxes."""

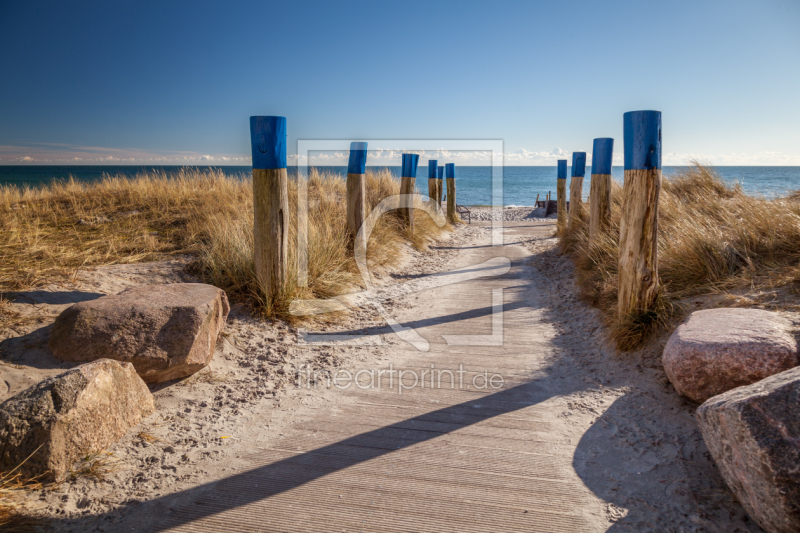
[
  {"left": 400, "top": 153, "right": 419, "bottom": 230},
  {"left": 589, "top": 137, "right": 614, "bottom": 241},
  {"left": 568, "top": 151, "right": 586, "bottom": 231},
  {"left": 618, "top": 110, "right": 662, "bottom": 319},
  {"left": 427, "top": 160, "right": 439, "bottom": 205},
  {"left": 437, "top": 166, "right": 444, "bottom": 204},
  {"left": 445, "top": 163, "right": 458, "bottom": 223},
  {"left": 556, "top": 160, "right": 567, "bottom": 232},
  {"left": 347, "top": 141, "right": 368, "bottom": 249},
  {"left": 250, "top": 116, "right": 289, "bottom": 301}
]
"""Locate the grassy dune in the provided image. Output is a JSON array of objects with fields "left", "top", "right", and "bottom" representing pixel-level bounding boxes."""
[
  {"left": 0, "top": 168, "right": 448, "bottom": 321},
  {"left": 559, "top": 163, "right": 800, "bottom": 350}
]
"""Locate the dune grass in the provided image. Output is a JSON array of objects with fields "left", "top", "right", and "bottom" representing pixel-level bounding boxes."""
[
  {"left": 0, "top": 168, "right": 448, "bottom": 321},
  {"left": 559, "top": 163, "right": 800, "bottom": 350}
]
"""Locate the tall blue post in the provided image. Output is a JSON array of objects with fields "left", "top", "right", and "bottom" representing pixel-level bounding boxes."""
[
  {"left": 445, "top": 163, "right": 458, "bottom": 222},
  {"left": 569, "top": 151, "right": 587, "bottom": 230},
  {"left": 250, "top": 116, "right": 288, "bottom": 300},
  {"left": 589, "top": 138, "right": 614, "bottom": 240},
  {"left": 427, "top": 159, "right": 439, "bottom": 205},
  {"left": 618, "top": 110, "right": 662, "bottom": 319},
  {"left": 347, "top": 142, "right": 368, "bottom": 248},
  {"left": 400, "top": 153, "right": 419, "bottom": 229},
  {"left": 437, "top": 166, "right": 444, "bottom": 204},
  {"left": 557, "top": 159, "right": 568, "bottom": 231}
]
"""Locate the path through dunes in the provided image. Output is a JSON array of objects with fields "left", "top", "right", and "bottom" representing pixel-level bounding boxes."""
[{"left": 144, "top": 220, "right": 758, "bottom": 533}]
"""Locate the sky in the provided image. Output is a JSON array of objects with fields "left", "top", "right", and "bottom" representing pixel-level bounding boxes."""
[{"left": 0, "top": 0, "right": 798, "bottom": 166}]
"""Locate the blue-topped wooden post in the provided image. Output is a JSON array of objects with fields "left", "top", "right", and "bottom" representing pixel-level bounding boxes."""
[
  {"left": 568, "top": 151, "right": 587, "bottom": 231},
  {"left": 445, "top": 163, "right": 458, "bottom": 223},
  {"left": 427, "top": 160, "right": 439, "bottom": 206},
  {"left": 618, "top": 110, "right": 662, "bottom": 320},
  {"left": 347, "top": 142, "right": 368, "bottom": 249},
  {"left": 400, "top": 153, "right": 419, "bottom": 230},
  {"left": 589, "top": 138, "right": 614, "bottom": 241},
  {"left": 437, "top": 166, "right": 444, "bottom": 204},
  {"left": 250, "top": 116, "right": 289, "bottom": 301},
  {"left": 556, "top": 160, "right": 568, "bottom": 232}
]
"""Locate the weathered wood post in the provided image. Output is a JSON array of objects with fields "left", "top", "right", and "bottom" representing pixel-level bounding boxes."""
[
  {"left": 427, "top": 160, "right": 438, "bottom": 204},
  {"left": 399, "top": 153, "right": 419, "bottom": 230},
  {"left": 346, "top": 141, "right": 368, "bottom": 249},
  {"left": 556, "top": 160, "right": 567, "bottom": 232},
  {"left": 437, "top": 166, "right": 444, "bottom": 204},
  {"left": 568, "top": 151, "right": 587, "bottom": 231},
  {"left": 589, "top": 137, "right": 614, "bottom": 241},
  {"left": 250, "top": 116, "right": 289, "bottom": 301},
  {"left": 618, "top": 110, "right": 662, "bottom": 319},
  {"left": 446, "top": 163, "right": 458, "bottom": 223}
]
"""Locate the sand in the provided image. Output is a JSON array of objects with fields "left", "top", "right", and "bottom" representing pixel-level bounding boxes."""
[{"left": 0, "top": 221, "right": 762, "bottom": 532}]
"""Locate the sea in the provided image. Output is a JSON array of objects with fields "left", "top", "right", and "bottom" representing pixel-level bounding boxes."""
[{"left": 2, "top": 165, "right": 799, "bottom": 206}]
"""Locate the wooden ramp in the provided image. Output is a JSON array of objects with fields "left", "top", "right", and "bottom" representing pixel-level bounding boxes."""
[{"left": 160, "top": 221, "right": 605, "bottom": 532}]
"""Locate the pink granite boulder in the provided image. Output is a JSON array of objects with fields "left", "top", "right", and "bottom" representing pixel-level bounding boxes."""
[
  {"left": 49, "top": 283, "right": 229, "bottom": 383},
  {"left": 663, "top": 308, "right": 798, "bottom": 403},
  {"left": 697, "top": 366, "right": 800, "bottom": 533},
  {"left": 0, "top": 359, "right": 154, "bottom": 480}
]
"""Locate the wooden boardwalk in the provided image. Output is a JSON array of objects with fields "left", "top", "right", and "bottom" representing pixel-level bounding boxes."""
[{"left": 160, "top": 221, "right": 607, "bottom": 532}]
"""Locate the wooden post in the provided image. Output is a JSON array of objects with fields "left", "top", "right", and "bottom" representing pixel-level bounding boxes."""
[
  {"left": 445, "top": 163, "right": 458, "bottom": 223},
  {"left": 568, "top": 151, "right": 587, "bottom": 231},
  {"left": 399, "top": 153, "right": 419, "bottom": 229},
  {"left": 618, "top": 110, "right": 662, "bottom": 319},
  {"left": 437, "top": 166, "right": 444, "bottom": 205},
  {"left": 427, "top": 160, "right": 438, "bottom": 205},
  {"left": 589, "top": 137, "right": 614, "bottom": 241},
  {"left": 535, "top": 193, "right": 539, "bottom": 208},
  {"left": 556, "top": 160, "right": 567, "bottom": 232},
  {"left": 346, "top": 141, "right": 368, "bottom": 249},
  {"left": 250, "top": 116, "right": 289, "bottom": 301}
]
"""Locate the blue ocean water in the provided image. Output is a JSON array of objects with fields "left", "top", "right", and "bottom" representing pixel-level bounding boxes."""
[{"left": 2, "top": 165, "right": 799, "bottom": 206}]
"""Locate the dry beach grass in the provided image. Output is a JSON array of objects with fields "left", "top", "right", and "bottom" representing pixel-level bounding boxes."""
[
  {"left": 0, "top": 168, "right": 448, "bottom": 322},
  {"left": 560, "top": 162, "right": 800, "bottom": 350}
]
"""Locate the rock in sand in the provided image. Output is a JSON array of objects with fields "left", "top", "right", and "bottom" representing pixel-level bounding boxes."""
[
  {"left": 697, "top": 366, "right": 800, "bottom": 533},
  {"left": 0, "top": 359, "right": 154, "bottom": 480},
  {"left": 49, "top": 283, "right": 230, "bottom": 383},
  {"left": 663, "top": 308, "right": 798, "bottom": 403}
]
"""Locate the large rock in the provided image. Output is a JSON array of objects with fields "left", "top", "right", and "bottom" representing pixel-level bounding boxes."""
[
  {"left": 663, "top": 308, "right": 798, "bottom": 403},
  {"left": 49, "top": 283, "right": 229, "bottom": 383},
  {"left": 697, "top": 366, "right": 800, "bottom": 533},
  {"left": 0, "top": 359, "right": 154, "bottom": 480}
]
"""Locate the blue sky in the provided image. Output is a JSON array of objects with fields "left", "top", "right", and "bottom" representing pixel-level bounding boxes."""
[{"left": 1, "top": 0, "right": 798, "bottom": 166}]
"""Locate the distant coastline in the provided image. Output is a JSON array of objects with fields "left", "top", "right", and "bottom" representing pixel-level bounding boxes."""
[{"left": 2, "top": 165, "right": 799, "bottom": 205}]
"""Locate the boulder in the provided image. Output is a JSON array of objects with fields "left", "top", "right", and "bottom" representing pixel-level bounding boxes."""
[
  {"left": 663, "top": 308, "right": 798, "bottom": 403},
  {"left": 0, "top": 359, "right": 154, "bottom": 480},
  {"left": 697, "top": 366, "right": 800, "bottom": 533},
  {"left": 49, "top": 283, "right": 229, "bottom": 383}
]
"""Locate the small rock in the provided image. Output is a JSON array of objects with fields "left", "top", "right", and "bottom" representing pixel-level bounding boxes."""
[
  {"left": 663, "top": 309, "right": 798, "bottom": 403},
  {"left": 0, "top": 359, "right": 154, "bottom": 480},
  {"left": 49, "top": 283, "right": 230, "bottom": 383},
  {"left": 697, "top": 366, "right": 800, "bottom": 533}
]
